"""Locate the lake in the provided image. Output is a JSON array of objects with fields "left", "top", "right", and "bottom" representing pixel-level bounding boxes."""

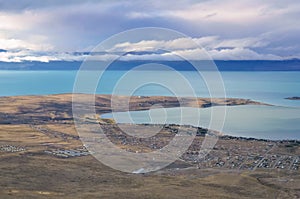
[
  {"left": 102, "top": 105, "right": 300, "bottom": 140},
  {"left": 1, "top": 70, "right": 299, "bottom": 139},
  {"left": 0, "top": 70, "right": 300, "bottom": 107}
]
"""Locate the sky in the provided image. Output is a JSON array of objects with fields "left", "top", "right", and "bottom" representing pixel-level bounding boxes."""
[{"left": 0, "top": 0, "right": 300, "bottom": 62}]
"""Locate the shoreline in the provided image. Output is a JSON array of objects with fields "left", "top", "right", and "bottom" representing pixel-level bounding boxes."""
[
  {"left": 0, "top": 94, "right": 299, "bottom": 198},
  {"left": 100, "top": 121, "right": 300, "bottom": 142},
  {"left": 285, "top": 96, "right": 300, "bottom": 100},
  {"left": 0, "top": 93, "right": 285, "bottom": 142}
]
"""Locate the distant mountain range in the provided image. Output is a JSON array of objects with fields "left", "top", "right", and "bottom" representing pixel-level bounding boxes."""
[{"left": 0, "top": 60, "right": 300, "bottom": 71}]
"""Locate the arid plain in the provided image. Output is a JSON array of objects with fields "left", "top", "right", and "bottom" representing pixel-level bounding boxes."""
[{"left": 0, "top": 94, "right": 299, "bottom": 199}]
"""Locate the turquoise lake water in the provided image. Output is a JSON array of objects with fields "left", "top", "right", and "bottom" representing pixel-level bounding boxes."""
[
  {"left": 0, "top": 70, "right": 299, "bottom": 139},
  {"left": 102, "top": 105, "right": 300, "bottom": 140},
  {"left": 0, "top": 70, "right": 300, "bottom": 107}
]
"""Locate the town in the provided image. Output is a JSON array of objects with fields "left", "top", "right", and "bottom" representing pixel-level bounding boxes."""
[{"left": 2, "top": 122, "right": 298, "bottom": 172}]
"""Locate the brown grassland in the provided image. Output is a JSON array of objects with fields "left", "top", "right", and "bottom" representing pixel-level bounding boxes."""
[{"left": 0, "top": 94, "right": 299, "bottom": 198}]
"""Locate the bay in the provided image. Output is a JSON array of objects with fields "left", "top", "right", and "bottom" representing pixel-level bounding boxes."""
[
  {"left": 1, "top": 70, "right": 299, "bottom": 139},
  {"left": 102, "top": 105, "right": 300, "bottom": 140}
]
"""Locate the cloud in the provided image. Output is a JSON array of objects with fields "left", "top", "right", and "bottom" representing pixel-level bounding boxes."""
[
  {"left": 0, "top": 35, "right": 296, "bottom": 62},
  {"left": 0, "top": 50, "right": 87, "bottom": 62},
  {"left": 0, "top": 0, "right": 299, "bottom": 62},
  {"left": 108, "top": 36, "right": 268, "bottom": 52},
  {"left": 209, "top": 48, "right": 282, "bottom": 60},
  {"left": 0, "top": 37, "right": 53, "bottom": 51},
  {"left": 106, "top": 35, "right": 287, "bottom": 60}
]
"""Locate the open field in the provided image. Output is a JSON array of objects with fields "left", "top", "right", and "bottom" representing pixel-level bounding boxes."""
[{"left": 0, "top": 94, "right": 299, "bottom": 198}]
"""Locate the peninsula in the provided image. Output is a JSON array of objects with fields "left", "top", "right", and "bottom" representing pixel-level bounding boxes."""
[{"left": 0, "top": 94, "right": 299, "bottom": 199}]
